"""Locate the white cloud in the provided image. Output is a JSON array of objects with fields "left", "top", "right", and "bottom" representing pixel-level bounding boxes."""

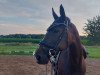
[
  {"left": 0, "top": 23, "right": 35, "bottom": 34},
  {"left": 0, "top": 0, "right": 100, "bottom": 35}
]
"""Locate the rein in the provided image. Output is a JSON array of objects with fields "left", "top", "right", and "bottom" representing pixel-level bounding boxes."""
[{"left": 40, "top": 20, "right": 70, "bottom": 75}]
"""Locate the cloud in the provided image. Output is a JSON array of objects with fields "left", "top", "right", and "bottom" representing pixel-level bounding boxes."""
[
  {"left": 0, "top": 23, "right": 47, "bottom": 35},
  {"left": 0, "top": 0, "right": 100, "bottom": 35}
]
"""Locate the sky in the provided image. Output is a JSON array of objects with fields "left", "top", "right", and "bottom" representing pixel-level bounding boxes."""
[{"left": 0, "top": 0, "right": 100, "bottom": 35}]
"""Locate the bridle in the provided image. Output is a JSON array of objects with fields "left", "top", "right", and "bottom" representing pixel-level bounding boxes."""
[{"left": 39, "top": 19, "right": 70, "bottom": 75}]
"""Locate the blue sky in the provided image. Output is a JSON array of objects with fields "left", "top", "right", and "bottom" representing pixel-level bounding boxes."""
[{"left": 0, "top": 0, "right": 100, "bottom": 35}]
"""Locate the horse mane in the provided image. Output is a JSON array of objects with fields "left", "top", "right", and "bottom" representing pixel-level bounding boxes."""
[{"left": 68, "top": 23, "right": 83, "bottom": 72}]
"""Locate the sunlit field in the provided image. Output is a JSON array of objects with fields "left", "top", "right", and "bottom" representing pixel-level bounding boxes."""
[
  {"left": 0, "top": 43, "right": 100, "bottom": 58},
  {"left": 0, "top": 43, "right": 38, "bottom": 55},
  {"left": 86, "top": 46, "right": 100, "bottom": 58}
]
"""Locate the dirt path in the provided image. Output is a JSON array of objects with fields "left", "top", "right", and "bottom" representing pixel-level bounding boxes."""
[{"left": 0, "top": 55, "right": 100, "bottom": 75}]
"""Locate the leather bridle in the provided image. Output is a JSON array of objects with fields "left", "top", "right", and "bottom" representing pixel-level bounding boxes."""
[{"left": 39, "top": 20, "right": 70, "bottom": 75}]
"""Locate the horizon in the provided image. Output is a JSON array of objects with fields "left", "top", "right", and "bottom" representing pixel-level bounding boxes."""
[
  {"left": 0, "top": 33, "right": 86, "bottom": 36},
  {"left": 0, "top": 0, "right": 100, "bottom": 36}
]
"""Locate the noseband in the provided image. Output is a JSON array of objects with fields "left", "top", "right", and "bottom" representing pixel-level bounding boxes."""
[{"left": 39, "top": 20, "right": 70, "bottom": 75}]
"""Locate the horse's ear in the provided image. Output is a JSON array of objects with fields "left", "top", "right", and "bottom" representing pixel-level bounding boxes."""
[
  {"left": 52, "top": 8, "right": 58, "bottom": 20},
  {"left": 60, "top": 4, "right": 66, "bottom": 18}
]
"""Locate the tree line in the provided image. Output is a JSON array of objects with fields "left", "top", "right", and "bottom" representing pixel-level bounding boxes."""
[
  {"left": 84, "top": 15, "right": 100, "bottom": 45},
  {"left": 0, "top": 34, "right": 44, "bottom": 39},
  {"left": 0, "top": 34, "right": 44, "bottom": 44}
]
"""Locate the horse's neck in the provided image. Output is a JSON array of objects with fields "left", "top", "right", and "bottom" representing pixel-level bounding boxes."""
[
  {"left": 57, "top": 46, "right": 83, "bottom": 75},
  {"left": 56, "top": 24, "right": 84, "bottom": 75}
]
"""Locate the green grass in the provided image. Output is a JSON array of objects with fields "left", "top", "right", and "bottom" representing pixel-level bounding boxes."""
[
  {"left": 0, "top": 43, "right": 100, "bottom": 58},
  {"left": 0, "top": 45, "right": 37, "bottom": 52},
  {"left": 0, "top": 43, "right": 38, "bottom": 55},
  {"left": 86, "top": 46, "right": 100, "bottom": 58}
]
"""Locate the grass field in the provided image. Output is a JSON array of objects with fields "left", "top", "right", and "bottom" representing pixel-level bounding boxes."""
[
  {"left": 0, "top": 43, "right": 100, "bottom": 58},
  {"left": 86, "top": 46, "right": 100, "bottom": 58},
  {"left": 0, "top": 43, "right": 38, "bottom": 55}
]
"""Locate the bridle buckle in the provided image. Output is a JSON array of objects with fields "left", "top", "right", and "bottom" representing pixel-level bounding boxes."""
[
  {"left": 49, "top": 49, "right": 56, "bottom": 56},
  {"left": 49, "top": 49, "right": 56, "bottom": 65}
]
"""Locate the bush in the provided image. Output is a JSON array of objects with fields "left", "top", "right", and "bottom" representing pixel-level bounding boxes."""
[
  {"left": 0, "top": 51, "right": 10, "bottom": 55},
  {"left": 28, "top": 51, "right": 33, "bottom": 55},
  {"left": 10, "top": 51, "right": 18, "bottom": 55},
  {"left": 0, "top": 38, "right": 42, "bottom": 44}
]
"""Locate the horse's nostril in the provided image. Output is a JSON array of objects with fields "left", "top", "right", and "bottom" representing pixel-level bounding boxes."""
[{"left": 36, "top": 55, "right": 41, "bottom": 60}]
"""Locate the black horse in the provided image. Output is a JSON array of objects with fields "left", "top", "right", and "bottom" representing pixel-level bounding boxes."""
[{"left": 35, "top": 4, "right": 86, "bottom": 75}]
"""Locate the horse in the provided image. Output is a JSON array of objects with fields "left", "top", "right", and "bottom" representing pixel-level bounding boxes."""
[{"left": 35, "top": 4, "right": 86, "bottom": 75}]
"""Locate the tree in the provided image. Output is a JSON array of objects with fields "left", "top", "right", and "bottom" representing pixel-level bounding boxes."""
[{"left": 84, "top": 15, "right": 100, "bottom": 45}]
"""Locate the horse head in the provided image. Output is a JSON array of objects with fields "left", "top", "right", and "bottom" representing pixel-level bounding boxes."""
[
  {"left": 35, "top": 4, "right": 86, "bottom": 75},
  {"left": 35, "top": 4, "right": 72, "bottom": 64}
]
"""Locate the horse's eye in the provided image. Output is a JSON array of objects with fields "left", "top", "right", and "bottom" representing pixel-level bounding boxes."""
[
  {"left": 48, "top": 29, "right": 59, "bottom": 33},
  {"left": 53, "top": 29, "right": 59, "bottom": 33}
]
